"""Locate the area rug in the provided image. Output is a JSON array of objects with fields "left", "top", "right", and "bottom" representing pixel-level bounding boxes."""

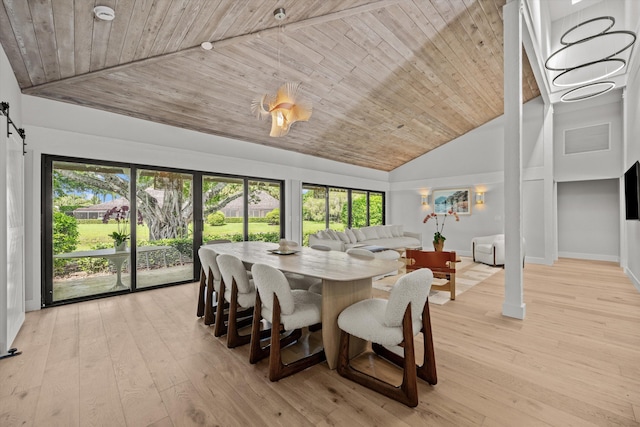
[{"left": 373, "top": 256, "right": 503, "bottom": 305}]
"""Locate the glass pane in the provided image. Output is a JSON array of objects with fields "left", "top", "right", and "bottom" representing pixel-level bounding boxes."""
[
  {"left": 351, "top": 190, "right": 368, "bottom": 228},
  {"left": 51, "top": 161, "right": 131, "bottom": 301},
  {"left": 203, "top": 175, "right": 245, "bottom": 242},
  {"left": 369, "top": 192, "right": 384, "bottom": 225},
  {"left": 302, "top": 185, "right": 327, "bottom": 245},
  {"left": 248, "top": 180, "right": 281, "bottom": 242},
  {"left": 135, "top": 170, "right": 194, "bottom": 288},
  {"left": 328, "top": 188, "right": 347, "bottom": 231}
]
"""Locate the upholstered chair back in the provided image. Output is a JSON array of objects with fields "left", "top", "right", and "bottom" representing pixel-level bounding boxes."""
[
  {"left": 198, "top": 247, "right": 216, "bottom": 281},
  {"left": 217, "top": 253, "right": 253, "bottom": 294},
  {"left": 251, "top": 263, "right": 296, "bottom": 316},
  {"left": 384, "top": 269, "right": 433, "bottom": 328}
]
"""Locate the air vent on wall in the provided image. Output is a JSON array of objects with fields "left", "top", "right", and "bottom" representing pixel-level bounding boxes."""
[{"left": 564, "top": 123, "right": 610, "bottom": 155}]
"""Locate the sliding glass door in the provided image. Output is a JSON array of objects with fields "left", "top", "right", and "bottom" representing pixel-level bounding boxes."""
[
  {"left": 202, "top": 175, "right": 245, "bottom": 242},
  {"left": 47, "top": 160, "right": 132, "bottom": 302},
  {"left": 43, "top": 156, "right": 286, "bottom": 306},
  {"left": 301, "top": 184, "right": 386, "bottom": 245},
  {"left": 248, "top": 180, "right": 282, "bottom": 242},
  {"left": 135, "top": 169, "right": 194, "bottom": 289}
]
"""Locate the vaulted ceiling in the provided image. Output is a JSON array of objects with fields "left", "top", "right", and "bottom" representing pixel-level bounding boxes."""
[{"left": 0, "top": 0, "right": 541, "bottom": 171}]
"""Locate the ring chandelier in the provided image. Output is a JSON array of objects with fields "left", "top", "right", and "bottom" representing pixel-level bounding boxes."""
[
  {"left": 560, "top": 81, "right": 616, "bottom": 103},
  {"left": 545, "top": 14, "right": 636, "bottom": 103}
]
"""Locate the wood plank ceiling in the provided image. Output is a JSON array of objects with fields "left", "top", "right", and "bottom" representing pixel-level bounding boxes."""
[{"left": 0, "top": 0, "right": 540, "bottom": 171}]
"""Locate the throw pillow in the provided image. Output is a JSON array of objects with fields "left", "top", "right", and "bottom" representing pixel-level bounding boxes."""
[
  {"left": 327, "top": 229, "right": 340, "bottom": 240},
  {"left": 353, "top": 229, "right": 367, "bottom": 242},
  {"left": 336, "top": 231, "right": 350, "bottom": 243},
  {"left": 345, "top": 228, "right": 357, "bottom": 243},
  {"left": 361, "top": 226, "right": 379, "bottom": 240},
  {"left": 317, "top": 230, "right": 329, "bottom": 240},
  {"left": 380, "top": 226, "right": 394, "bottom": 238},
  {"left": 391, "top": 225, "right": 403, "bottom": 237}
]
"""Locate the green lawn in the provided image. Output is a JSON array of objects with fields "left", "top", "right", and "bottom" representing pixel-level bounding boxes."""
[{"left": 75, "top": 221, "right": 343, "bottom": 250}]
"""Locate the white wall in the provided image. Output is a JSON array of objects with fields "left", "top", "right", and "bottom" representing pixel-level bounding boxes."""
[
  {"left": 624, "top": 45, "right": 640, "bottom": 291},
  {"left": 554, "top": 91, "right": 623, "bottom": 182},
  {"left": 557, "top": 179, "right": 620, "bottom": 262},
  {"left": 389, "top": 89, "right": 630, "bottom": 267},
  {"left": 1, "top": 44, "right": 27, "bottom": 343},
  {"left": 389, "top": 97, "right": 547, "bottom": 260}
]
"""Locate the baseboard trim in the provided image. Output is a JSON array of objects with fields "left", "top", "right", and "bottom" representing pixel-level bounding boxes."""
[
  {"left": 625, "top": 267, "right": 640, "bottom": 293},
  {"left": 557, "top": 252, "right": 619, "bottom": 263}
]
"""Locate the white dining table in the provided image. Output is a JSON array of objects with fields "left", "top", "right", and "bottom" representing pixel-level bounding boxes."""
[{"left": 204, "top": 241, "right": 400, "bottom": 369}]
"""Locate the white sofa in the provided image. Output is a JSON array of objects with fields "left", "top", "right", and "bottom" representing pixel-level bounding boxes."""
[
  {"left": 308, "top": 225, "right": 421, "bottom": 252},
  {"left": 472, "top": 234, "right": 525, "bottom": 267}
]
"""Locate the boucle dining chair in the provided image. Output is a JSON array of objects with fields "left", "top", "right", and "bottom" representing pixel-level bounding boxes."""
[
  {"left": 249, "top": 263, "right": 326, "bottom": 381},
  {"left": 337, "top": 268, "right": 437, "bottom": 407},
  {"left": 215, "top": 253, "right": 261, "bottom": 347},
  {"left": 197, "top": 247, "right": 223, "bottom": 325},
  {"left": 197, "top": 240, "right": 232, "bottom": 324}
]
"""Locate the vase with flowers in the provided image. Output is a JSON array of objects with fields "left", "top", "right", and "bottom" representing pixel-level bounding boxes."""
[
  {"left": 103, "top": 205, "right": 131, "bottom": 252},
  {"left": 423, "top": 210, "right": 460, "bottom": 251}
]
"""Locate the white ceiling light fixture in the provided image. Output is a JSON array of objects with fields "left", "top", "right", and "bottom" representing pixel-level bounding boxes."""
[{"left": 93, "top": 6, "right": 115, "bottom": 21}]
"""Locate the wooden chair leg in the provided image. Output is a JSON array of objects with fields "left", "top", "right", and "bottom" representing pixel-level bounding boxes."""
[
  {"left": 213, "top": 279, "right": 228, "bottom": 337},
  {"left": 197, "top": 267, "right": 206, "bottom": 317},
  {"left": 418, "top": 299, "right": 437, "bottom": 385},
  {"left": 449, "top": 273, "right": 456, "bottom": 301},
  {"left": 340, "top": 305, "right": 431, "bottom": 407},
  {"left": 249, "top": 292, "right": 300, "bottom": 364},
  {"left": 267, "top": 294, "right": 325, "bottom": 382},
  {"left": 227, "top": 279, "right": 251, "bottom": 348},
  {"left": 204, "top": 270, "right": 216, "bottom": 325}
]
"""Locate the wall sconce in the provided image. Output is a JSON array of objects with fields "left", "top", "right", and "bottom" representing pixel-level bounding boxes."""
[
  {"left": 421, "top": 195, "right": 428, "bottom": 205},
  {"left": 475, "top": 192, "right": 485, "bottom": 204}
]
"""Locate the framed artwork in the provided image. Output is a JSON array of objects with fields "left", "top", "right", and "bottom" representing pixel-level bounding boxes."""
[{"left": 432, "top": 188, "right": 471, "bottom": 214}]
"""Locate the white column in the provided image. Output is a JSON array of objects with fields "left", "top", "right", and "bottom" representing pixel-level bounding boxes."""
[
  {"left": 543, "top": 103, "right": 555, "bottom": 265},
  {"left": 503, "top": 0, "right": 526, "bottom": 319}
]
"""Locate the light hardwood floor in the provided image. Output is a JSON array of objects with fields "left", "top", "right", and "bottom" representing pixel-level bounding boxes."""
[{"left": 1, "top": 258, "right": 639, "bottom": 426}]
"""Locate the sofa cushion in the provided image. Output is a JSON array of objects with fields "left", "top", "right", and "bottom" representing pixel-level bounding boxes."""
[
  {"left": 361, "top": 226, "right": 380, "bottom": 240},
  {"left": 364, "top": 236, "right": 421, "bottom": 249},
  {"left": 336, "top": 231, "right": 350, "bottom": 243},
  {"left": 326, "top": 229, "right": 340, "bottom": 240},
  {"left": 345, "top": 228, "right": 357, "bottom": 243},
  {"left": 353, "top": 229, "right": 367, "bottom": 242},
  {"left": 391, "top": 225, "right": 403, "bottom": 237},
  {"left": 380, "top": 225, "right": 394, "bottom": 238},
  {"left": 475, "top": 243, "right": 494, "bottom": 254}
]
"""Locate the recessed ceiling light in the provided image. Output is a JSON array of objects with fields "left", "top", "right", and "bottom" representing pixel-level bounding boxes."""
[
  {"left": 201, "top": 42, "right": 213, "bottom": 50},
  {"left": 93, "top": 6, "right": 115, "bottom": 21}
]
